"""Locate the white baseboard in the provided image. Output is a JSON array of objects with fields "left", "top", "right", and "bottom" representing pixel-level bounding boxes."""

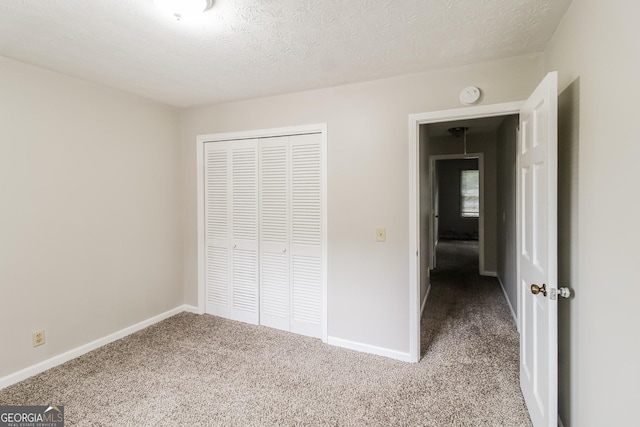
[
  {"left": 496, "top": 275, "right": 517, "bottom": 326},
  {"left": 328, "top": 336, "right": 412, "bottom": 362},
  {"left": 481, "top": 270, "right": 498, "bottom": 277},
  {"left": 420, "top": 284, "right": 431, "bottom": 318},
  {"left": 0, "top": 304, "right": 195, "bottom": 390}
]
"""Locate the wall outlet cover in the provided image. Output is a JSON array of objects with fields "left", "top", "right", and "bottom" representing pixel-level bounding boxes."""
[{"left": 33, "top": 330, "right": 45, "bottom": 347}]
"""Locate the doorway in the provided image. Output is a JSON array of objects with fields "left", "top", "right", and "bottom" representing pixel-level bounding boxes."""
[
  {"left": 429, "top": 154, "right": 484, "bottom": 275},
  {"left": 408, "top": 102, "right": 523, "bottom": 362},
  {"left": 409, "top": 73, "right": 560, "bottom": 427}
]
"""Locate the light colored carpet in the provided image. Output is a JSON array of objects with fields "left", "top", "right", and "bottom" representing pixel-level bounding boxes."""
[{"left": 0, "top": 240, "right": 531, "bottom": 426}]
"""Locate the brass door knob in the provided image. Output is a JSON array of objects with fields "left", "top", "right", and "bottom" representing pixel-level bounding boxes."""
[{"left": 531, "top": 283, "right": 547, "bottom": 297}]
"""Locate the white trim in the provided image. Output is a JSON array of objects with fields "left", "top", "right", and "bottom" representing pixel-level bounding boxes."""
[
  {"left": 0, "top": 305, "right": 194, "bottom": 390},
  {"left": 328, "top": 336, "right": 412, "bottom": 362},
  {"left": 409, "top": 102, "right": 524, "bottom": 125},
  {"left": 429, "top": 153, "right": 485, "bottom": 275},
  {"left": 558, "top": 415, "right": 566, "bottom": 427},
  {"left": 515, "top": 122, "right": 523, "bottom": 335},
  {"left": 497, "top": 275, "right": 518, "bottom": 327},
  {"left": 408, "top": 101, "right": 524, "bottom": 363},
  {"left": 197, "top": 124, "right": 326, "bottom": 144},
  {"left": 420, "top": 284, "right": 431, "bottom": 318},
  {"left": 482, "top": 271, "right": 498, "bottom": 277},
  {"left": 408, "top": 114, "right": 420, "bottom": 363},
  {"left": 196, "top": 123, "right": 328, "bottom": 343},
  {"left": 196, "top": 135, "right": 206, "bottom": 316},
  {"left": 320, "top": 127, "right": 328, "bottom": 343}
]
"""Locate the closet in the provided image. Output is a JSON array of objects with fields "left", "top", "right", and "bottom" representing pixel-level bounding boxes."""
[{"left": 203, "top": 132, "right": 324, "bottom": 339}]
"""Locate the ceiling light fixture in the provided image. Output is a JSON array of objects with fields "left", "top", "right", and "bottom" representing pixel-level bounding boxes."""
[
  {"left": 448, "top": 127, "right": 469, "bottom": 155},
  {"left": 154, "top": 0, "right": 213, "bottom": 20}
]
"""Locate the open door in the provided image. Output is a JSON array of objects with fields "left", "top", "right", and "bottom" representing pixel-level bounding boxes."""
[
  {"left": 518, "top": 71, "right": 558, "bottom": 427},
  {"left": 431, "top": 160, "right": 440, "bottom": 269}
]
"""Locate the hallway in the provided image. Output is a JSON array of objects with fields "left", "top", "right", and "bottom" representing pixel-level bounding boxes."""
[{"left": 420, "top": 239, "right": 531, "bottom": 425}]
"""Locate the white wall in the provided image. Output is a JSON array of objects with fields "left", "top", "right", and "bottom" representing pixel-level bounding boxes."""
[
  {"left": 181, "top": 54, "right": 544, "bottom": 354},
  {"left": 545, "top": 0, "right": 640, "bottom": 425},
  {"left": 0, "top": 57, "right": 182, "bottom": 378},
  {"left": 496, "top": 115, "right": 518, "bottom": 315}
]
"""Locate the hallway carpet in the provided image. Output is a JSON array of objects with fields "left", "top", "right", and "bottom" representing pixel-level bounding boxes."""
[{"left": 0, "top": 240, "right": 531, "bottom": 426}]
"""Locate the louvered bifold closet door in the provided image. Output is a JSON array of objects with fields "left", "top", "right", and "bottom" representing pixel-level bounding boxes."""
[
  {"left": 229, "top": 140, "right": 260, "bottom": 325},
  {"left": 205, "top": 140, "right": 260, "bottom": 324},
  {"left": 204, "top": 142, "right": 231, "bottom": 318},
  {"left": 258, "top": 137, "right": 290, "bottom": 332},
  {"left": 289, "top": 133, "right": 323, "bottom": 338}
]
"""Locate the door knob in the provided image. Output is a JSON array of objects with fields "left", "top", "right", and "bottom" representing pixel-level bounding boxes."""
[
  {"left": 531, "top": 283, "right": 547, "bottom": 297},
  {"left": 558, "top": 287, "right": 572, "bottom": 298}
]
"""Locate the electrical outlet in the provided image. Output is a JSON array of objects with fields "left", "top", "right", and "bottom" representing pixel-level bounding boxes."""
[
  {"left": 33, "top": 330, "right": 45, "bottom": 347},
  {"left": 376, "top": 227, "right": 387, "bottom": 242}
]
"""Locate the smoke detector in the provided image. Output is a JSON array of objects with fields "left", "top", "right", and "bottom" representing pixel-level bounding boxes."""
[{"left": 459, "top": 86, "right": 481, "bottom": 105}]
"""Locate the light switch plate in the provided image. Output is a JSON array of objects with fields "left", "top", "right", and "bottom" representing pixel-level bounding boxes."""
[{"left": 376, "top": 227, "right": 386, "bottom": 242}]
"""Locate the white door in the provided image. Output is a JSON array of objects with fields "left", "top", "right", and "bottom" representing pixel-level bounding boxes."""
[
  {"left": 258, "top": 136, "right": 291, "bottom": 332},
  {"left": 204, "top": 132, "right": 324, "bottom": 339},
  {"left": 204, "top": 140, "right": 260, "bottom": 325},
  {"left": 204, "top": 143, "right": 231, "bottom": 318},
  {"left": 229, "top": 140, "right": 260, "bottom": 325},
  {"left": 518, "top": 71, "right": 558, "bottom": 427},
  {"left": 432, "top": 160, "right": 440, "bottom": 269},
  {"left": 289, "top": 133, "right": 323, "bottom": 339}
]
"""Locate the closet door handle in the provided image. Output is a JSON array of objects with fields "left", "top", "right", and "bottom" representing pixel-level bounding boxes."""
[
  {"left": 282, "top": 248, "right": 287, "bottom": 254},
  {"left": 233, "top": 244, "right": 237, "bottom": 249}
]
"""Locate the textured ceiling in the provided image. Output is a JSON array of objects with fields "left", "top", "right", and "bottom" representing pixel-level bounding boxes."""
[{"left": 0, "top": 0, "right": 571, "bottom": 107}]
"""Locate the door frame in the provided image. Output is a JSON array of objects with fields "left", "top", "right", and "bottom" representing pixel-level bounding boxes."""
[
  {"left": 429, "top": 153, "right": 485, "bottom": 274},
  {"left": 408, "top": 102, "right": 523, "bottom": 362},
  {"left": 196, "top": 123, "right": 328, "bottom": 343}
]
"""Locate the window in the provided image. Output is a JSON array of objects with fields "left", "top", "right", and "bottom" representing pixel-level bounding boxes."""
[{"left": 460, "top": 169, "right": 479, "bottom": 217}]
